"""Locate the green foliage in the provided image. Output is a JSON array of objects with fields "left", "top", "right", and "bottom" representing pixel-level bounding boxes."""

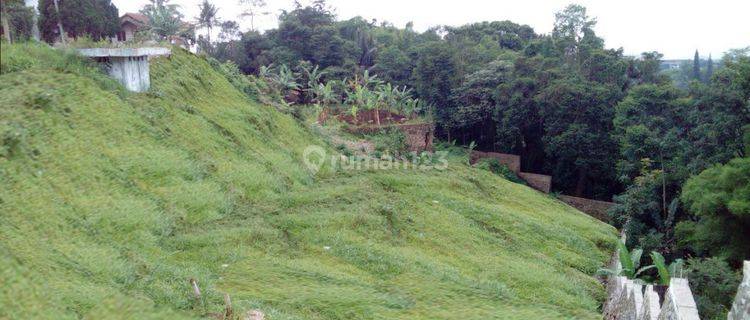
[
  {"left": 1, "top": 0, "right": 35, "bottom": 42},
  {"left": 685, "top": 257, "right": 742, "bottom": 320},
  {"left": 679, "top": 157, "right": 750, "bottom": 264},
  {"left": 474, "top": 158, "right": 526, "bottom": 185},
  {"left": 0, "top": 42, "right": 616, "bottom": 319},
  {"left": 596, "top": 240, "right": 645, "bottom": 279},
  {"left": 139, "top": 0, "right": 191, "bottom": 41},
  {"left": 195, "top": 0, "right": 219, "bottom": 43},
  {"left": 370, "top": 128, "right": 408, "bottom": 157},
  {"left": 38, "top": 0, "right": 120, "bottom": 42},
  {"left": 206, "top": 56, "right": 261, "bottom": 101},
  {"left": 596, "top": 240, "right": 684, "bottom": 285},
  {"left": 649, "top": 251, "right": 684, "bottom": 285}
]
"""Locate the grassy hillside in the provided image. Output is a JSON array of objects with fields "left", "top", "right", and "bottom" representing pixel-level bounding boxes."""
[{"left": 0, "top": 43, "right": 616, "bottom": 319}]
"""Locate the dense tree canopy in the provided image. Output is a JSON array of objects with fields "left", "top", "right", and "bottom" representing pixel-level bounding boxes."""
[{"left": 38, "top": 0, "right": 119, "bottom": 42}]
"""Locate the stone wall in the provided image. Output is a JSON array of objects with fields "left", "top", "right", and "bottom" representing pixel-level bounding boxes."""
[
  {"left": 559, "top": 195, "right": 614, "bottom": 223},
  {"left": 517, "top": 172, "right": 552, "bottom": 193},
  {"left": 468, "top": 151, "right": 549, "bottom": 192},
  {"left": 469, "top": 151, "right": 613, "bottom": 219},
  {"left": 398, "top": 123, "right": 434, "bottom": 152},
  {"left": 345, "top": 123, "right": 434, "bottom": 152},
  {"left": 728, "top": 261, "right": 750, "bottom": 320},
  {"left": 469, "top": 151, "right": 521, "bottom": 173}
]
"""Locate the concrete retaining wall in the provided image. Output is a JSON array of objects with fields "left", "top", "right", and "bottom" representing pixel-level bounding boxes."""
[
  {"left": 517, "top": 172, "right": 552, "bottom": 193},
  {"left": 469, "top": 151, "right": 521, "bottom": 173},
  {"left": 728, "top": 261, "right": 750, "bottom": 320},
  {"left": 469, "top": 151, "right": 613, "bottom": 219},
  {"left": 345, "top": 123, "right": 434, "bottom": 152},
  {"left": 559, "top": 195, "right": 614, "bottom": 223}
]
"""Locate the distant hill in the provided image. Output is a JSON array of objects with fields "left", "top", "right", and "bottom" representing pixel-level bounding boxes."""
[{"left": 0, "top": 43, "right": 616, "bottom": 319}]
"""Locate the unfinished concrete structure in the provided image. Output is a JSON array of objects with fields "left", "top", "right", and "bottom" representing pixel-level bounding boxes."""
[
  {"left": 728, "top": 261, "right": 750, "bottom": 320},
  {"left": 78, "top": 48, "right": 170, "bottom": 92},
  {"left": 602, "top": 233, "right": 701, "bottom": 320}
]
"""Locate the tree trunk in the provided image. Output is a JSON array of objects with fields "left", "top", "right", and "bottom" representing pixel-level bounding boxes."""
[
  {"left": 575, "top": 168, "right": 587, "bottom": 197},
  {"left": 375, "top": 107, "right": 381, "bottom": 127},
  {"left": 52, "top": 0, "right": 65, "bottom": 44},
  {"left": 1, "top": 0, "right": 12, "bottom": 43}
]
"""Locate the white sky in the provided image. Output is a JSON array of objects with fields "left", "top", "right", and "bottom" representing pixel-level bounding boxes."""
[{"left": 112, "top": 0, "right": 750, "bottom": 59}]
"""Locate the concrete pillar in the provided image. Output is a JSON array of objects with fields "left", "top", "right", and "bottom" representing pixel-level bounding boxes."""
[
  {"left": 658, "top": 278, "right": 700, "bottom": 320},
  {"left": 640, "top": 285, "right": 660, "bottom": 320},
  {"left": 625, "top": 282, "right": 644, "bottom": 320},
  {"left": 728, "top": 261, "right": 750, "bottom": 320}
]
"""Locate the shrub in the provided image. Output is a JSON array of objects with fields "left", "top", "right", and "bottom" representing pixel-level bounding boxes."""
[
  {"left": 371, "top": 128, "right": 408, "bottom": 157},
  {"left": 206, "top": 57, "right": 261, "bottom": 101},
  {"left": 475, "top": 158, "right": 526, "bottom": 185},
  {"left": 685, "top": 257, "right": 741, "bottom": 320}
]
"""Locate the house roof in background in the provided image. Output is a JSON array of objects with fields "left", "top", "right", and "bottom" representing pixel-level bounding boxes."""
[{"left": 120, "top": 13, "right": 149, "bottom": 26}]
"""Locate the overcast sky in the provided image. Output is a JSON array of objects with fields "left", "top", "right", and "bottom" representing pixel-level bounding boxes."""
[{"left": 112, "top": 0, "right": 750, "bottom": 59}]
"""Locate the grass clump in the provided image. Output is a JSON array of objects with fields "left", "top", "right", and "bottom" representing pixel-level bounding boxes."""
[{"left": 1, "top": 42, "right": 616, "bottom": 319}]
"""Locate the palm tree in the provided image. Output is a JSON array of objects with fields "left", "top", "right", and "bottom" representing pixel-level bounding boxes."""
[{"left": 196, "top": 0, "right": 220, "bottom": 44}]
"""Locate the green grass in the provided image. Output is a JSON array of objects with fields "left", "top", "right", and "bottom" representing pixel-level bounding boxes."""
[{"left": 0, "top": 43, "right": 616, "bottom": 319}]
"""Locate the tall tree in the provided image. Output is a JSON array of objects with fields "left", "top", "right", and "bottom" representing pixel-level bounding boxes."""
[
  {"left": 705, "top": 54, "right": 713, "bottom": 83},
  {"left": 693, "top": 50, "right": 701, "bottom": 80},
  {"left": 1, "top": 0, "right": 36, "bottom": 42},
  {"left": 238, "top": 0, "right": 268, "bottom": 32},
  {"left": 195, "top": 0, "right": 218, "bottom": 43},
  {"left": 38, "top": 0, "right": 118, "bottom": 43},
  {"left": 552, "top": 4, "right": 596, "bottom": 59},
  {"left": 1, "top": 0, "right": 12, "bottom": 42}
]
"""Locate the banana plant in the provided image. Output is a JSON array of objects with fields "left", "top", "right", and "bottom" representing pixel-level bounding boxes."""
[
  {"left": 275, "top": 65, "right": 300, "bottom": 91},
  {"left": 649, "top": 251, "right": 684, "bottom": 285},
  {"left": 258, "top": 63, "right": 275, "bottom": 80},
  {"left": 597, "top": 240, "right": 653, "bottom": 279},
  {"left": 375, "top": 83, "right": 398, "bottom": 125},
  {"left": 392, "top": 85, "right": 413, "bottom": 114},
  {"left": 403, "top": 98, "right": 421, "bottom": 119},
  {"left": 360, "top": 70, "right": 382, "bottom": 89},
  {"left": 314, "top": 82, "right": 338, "bottom": 107},
  {"left": 301, "top": 64, "right": 326, "bottom": 102}
]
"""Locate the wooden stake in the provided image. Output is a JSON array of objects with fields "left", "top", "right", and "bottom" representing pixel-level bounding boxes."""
[{"left": 223, "top": 293, "right": 233, "bottom": 319}]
